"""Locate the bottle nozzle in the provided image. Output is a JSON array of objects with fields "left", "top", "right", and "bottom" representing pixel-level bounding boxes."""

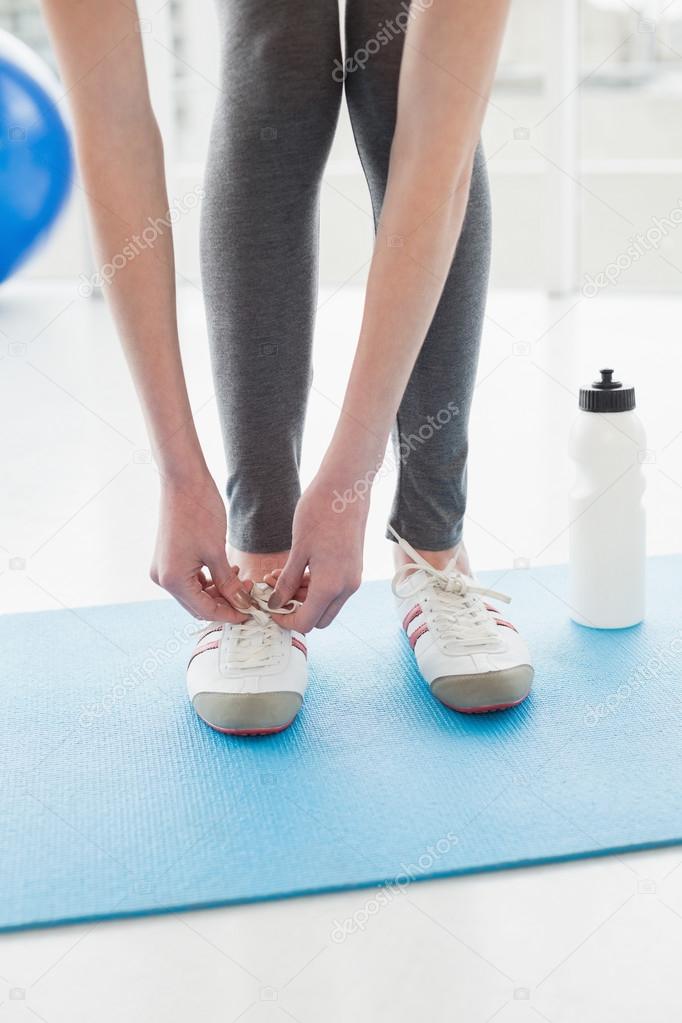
[{"left": 594, "top": 368, "right": 621, "bottom": 390}]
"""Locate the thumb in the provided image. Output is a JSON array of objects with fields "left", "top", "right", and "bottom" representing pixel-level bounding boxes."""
[
  {"left": 206, "top": 552, "right": 252, "bottom": 613},
  {"left": 269, "top": 546, "right": 308, "bottom": 610}
]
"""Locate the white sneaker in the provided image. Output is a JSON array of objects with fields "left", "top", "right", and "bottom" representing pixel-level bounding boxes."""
[
  {"left": 187, "top": 583, "right": 307, "bottom": 735},
  {"left": 390, "top": 529, "right": 533, "bottom": 713}
]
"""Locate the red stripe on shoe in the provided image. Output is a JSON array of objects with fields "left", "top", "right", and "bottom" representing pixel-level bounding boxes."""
[
  {"left": 291, "top": 637, "right": 307, "bottom": 658},
  {"left": 409, "top": 623, "right": 429, "bottom": 649},
  {"left": 402, "top": 604, "right": 423, "bottom": 631},
  {"left": 201, "top": 625, "right": 223, "bottom": 639},
  {"left": 494, "top": 618, "right": 518, "bottom": 632},
  {"left": 187, "top": 640, "right": 220, "bottom": 667}
]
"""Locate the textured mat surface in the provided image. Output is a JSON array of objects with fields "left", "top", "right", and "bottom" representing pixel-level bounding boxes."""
[{"left": 2, "top": 558, "right": 682, "bottom": 932}]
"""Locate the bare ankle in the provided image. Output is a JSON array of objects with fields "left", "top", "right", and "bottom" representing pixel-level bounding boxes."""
[
  {"left": 228, "top": 547, "right": 290, "bottom": 583},
  {"left": 392, "top": 540, "right": 471, "bottom": 577}
]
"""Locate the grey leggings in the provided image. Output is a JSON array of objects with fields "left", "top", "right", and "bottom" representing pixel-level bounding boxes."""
[{"left": 200, "top": 0, "right": 491, "bottom": 554}]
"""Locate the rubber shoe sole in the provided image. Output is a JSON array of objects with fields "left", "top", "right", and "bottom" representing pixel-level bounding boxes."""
[
  {"left": 430, "top": 665, "right": 533, "bottom": 714},
  {"left": 192, "top": 691, "right": 302, "bottom": 736}
]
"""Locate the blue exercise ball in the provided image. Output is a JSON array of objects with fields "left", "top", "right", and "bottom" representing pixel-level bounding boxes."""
[{"left": 0, "top": 29, "right": 73, "bottom": 283}]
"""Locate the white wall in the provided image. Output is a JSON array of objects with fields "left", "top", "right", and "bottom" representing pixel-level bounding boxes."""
[{"left": 4, "top": 0, "right": 682, "bottom": 291}]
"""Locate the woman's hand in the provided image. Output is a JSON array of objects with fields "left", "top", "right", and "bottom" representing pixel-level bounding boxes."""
[
  {"left": 268, "top": 474, "right": 368, "bottom": 631},
  {"left": 39, "top": 2, "right": 244, "bottom": 624},
  {"left": 151, "top": 473, "right": 253, "bottom": 622}
]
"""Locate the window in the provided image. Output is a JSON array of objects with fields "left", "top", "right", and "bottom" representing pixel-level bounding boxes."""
[{"left": 4, "top": 0, "right": 682, "bottom": 290}]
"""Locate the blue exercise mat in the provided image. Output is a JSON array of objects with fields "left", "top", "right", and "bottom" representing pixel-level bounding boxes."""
[{"left": 2, "top": 558, "right": 682, "bottom": 932}]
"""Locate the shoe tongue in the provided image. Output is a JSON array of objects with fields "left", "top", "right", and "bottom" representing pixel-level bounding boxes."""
[{"left": 238, "top": 611, "right": 272, "bottom": 633}]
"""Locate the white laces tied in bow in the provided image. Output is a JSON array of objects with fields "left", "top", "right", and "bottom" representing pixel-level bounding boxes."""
[
  {"left": 245, "top": 581, "right": 301, "bottom": 624},
  {"left": 197, "top": 581, "right": 302, "bottom": 670},
  {"left": 389, "top": 526, "right": 511, "bottom": 649}
]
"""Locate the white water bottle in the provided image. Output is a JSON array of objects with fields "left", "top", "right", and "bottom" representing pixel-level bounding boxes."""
[{"left": 568, "top": 368, "right": 646, "bottom": 629}]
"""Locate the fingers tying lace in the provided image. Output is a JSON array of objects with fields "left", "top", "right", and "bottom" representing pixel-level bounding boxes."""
[
  {"left": 195, "top": 582, "right": 304, "bottom": 670},
  {"left": 243, "top": 581, "right": 302, "bottom": 624}
]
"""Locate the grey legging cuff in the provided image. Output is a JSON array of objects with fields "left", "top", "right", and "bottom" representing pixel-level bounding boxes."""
[{"left": 201, "top": 0, "right": 490, "bottom": 554}]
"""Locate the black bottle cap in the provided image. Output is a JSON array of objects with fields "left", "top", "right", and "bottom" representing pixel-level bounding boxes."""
[{"left": 579, "top": 368, "right": 636, "bottom": 413}]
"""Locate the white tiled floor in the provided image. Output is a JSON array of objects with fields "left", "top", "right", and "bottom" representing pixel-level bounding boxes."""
[{"left": 1, "top": 283, "right": 682, "bottom": 1021}]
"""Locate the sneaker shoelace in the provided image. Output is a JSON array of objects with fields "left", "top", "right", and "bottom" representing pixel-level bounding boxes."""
[
  {"left": 389, "top": 526, "right": 512, "bottom": 651},
  {"left": 198, "top": 582, "right": 302, "bottom": 671}
]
